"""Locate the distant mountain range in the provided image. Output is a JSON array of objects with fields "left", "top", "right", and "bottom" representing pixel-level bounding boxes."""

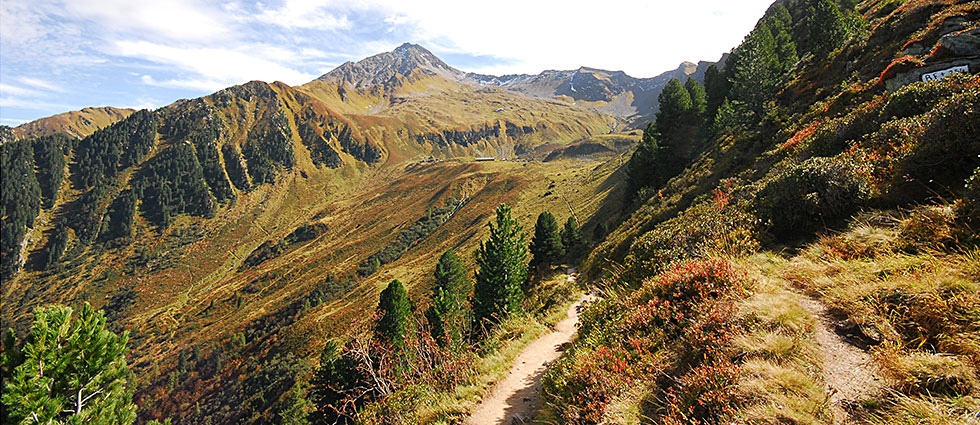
[{"left": 316, "top": 43, "right": 719, "bottom": 127}]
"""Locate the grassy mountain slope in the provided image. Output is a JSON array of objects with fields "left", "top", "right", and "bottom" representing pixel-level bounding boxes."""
[
  {"left": 1, "top": 56, "right": 626, "bottom": 422},
  {"left": 6, "top": 106, "right": 135, "bottom": 140},
  {"left": 541, "top": 0, "right": 979, "bottom": 422}
]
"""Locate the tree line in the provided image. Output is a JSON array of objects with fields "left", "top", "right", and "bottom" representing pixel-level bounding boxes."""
[{"left": 626, "top": 0, "right": 859, "bottom": 203}]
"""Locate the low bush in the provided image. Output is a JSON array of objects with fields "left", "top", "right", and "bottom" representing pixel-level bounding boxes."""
[
  {"left": 755, "top": 156, "right": 869, "bottom": 241},
  {"left": 543, "top": 259, "right": 749, "bottom": 423},
  {"left": 625, "top": 193, "right": 759, "bottom": 282}
]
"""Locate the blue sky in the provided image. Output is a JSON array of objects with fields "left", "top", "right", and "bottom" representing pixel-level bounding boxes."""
[{"left": 0, "top": 0, "right": 776, "bottom": 125}]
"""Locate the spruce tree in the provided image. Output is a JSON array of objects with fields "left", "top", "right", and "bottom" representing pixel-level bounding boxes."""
[
  {"left": 731, "top": 22, "right": 781, "bottom": 120},
  {"left": 684, "top": 78, "right": 708, "bottom": 124},
  {"left": 308, "top": 340, "right": 364, "bottom": 424},
  {"left": 592, "top": 221, "right": 608, "bottom": 243},
  {"left": 1, "top": 303, "right": 137, "bottom": 425},
  {"left": 472, "top": 204, "right": 528, "bottom": 330},
  {"left": 656, "top": 78, "right": 693, "bottom": 141},
  {"left": 529, "top": 212, "right": 564, "bottom": 271},
  {"left": 425, "top": 249, "right": 471, "bottom": 349},
  {"left": 703, "top": 64, "right": 731, "bottom": 118},
  {"left": 625, "top": 122, "right": 666, "bottom": 201},
  {"left": 806, "top": 0, "right": 848, "bottom": 56},
  {"left": 561, "top": 216, "right": 586, "bottom": 263},
  {"left": 375, "top": 280, "right": 411, "bottom": 348}
]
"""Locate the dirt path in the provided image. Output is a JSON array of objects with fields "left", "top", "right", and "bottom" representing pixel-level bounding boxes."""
[
  {"left": 466, "top": 273, "right": 589, "bottom": 425},
  {"left": 798, "top": 297, "right": 887, "bottom": 424}
]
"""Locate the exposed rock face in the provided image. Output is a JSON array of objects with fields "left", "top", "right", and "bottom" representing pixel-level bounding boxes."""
[
  {"left": 316, "top": 43, "right": 466, "bottom": 89},
  {"left": 939, "top": 28, "right": 980, "bottom": 57}
]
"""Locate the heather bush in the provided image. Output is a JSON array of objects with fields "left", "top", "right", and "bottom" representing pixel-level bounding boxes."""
[
  {"left": 625, "top": 191, "right": 759, "bottom": 282},
  {"left": 879, "top": 74, "right": 979, "bottom": 120},
  {"left": 886, "top": 90, "right": 980, "bottom": 203},
  {"left": 543, "top": 259, "right": 748, "bottom": 423},
  {"left": 755, "top": 156, "right": 868, "bottom": 241}
]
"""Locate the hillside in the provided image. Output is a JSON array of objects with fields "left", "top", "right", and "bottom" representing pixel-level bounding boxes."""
[
  {"left": 2, "top": 106, "right": 134, "bottom": 141},
  {"left": 2, "top": 0, "right": 978, "bottom": 424},
  {"left": 0, "top": 43, "right": 631, "bottom": 424}
]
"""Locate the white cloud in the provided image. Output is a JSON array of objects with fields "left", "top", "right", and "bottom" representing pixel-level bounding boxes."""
[
  {"left": 0, "top": 83, "right": 41, "bottom": 97},
  {"left": 118, "top": 41, "right": 316, "bottom": 88},
  {"left": 250, "top": 0, "right": 351, "bottom": 30},
  {"left": 17, "top": 77, "right": 64, "bottom": 92},
  {"left": 60, "top": 0, "right": 231, "bottom": 42},
  {"left": 343, "top": 0, "right": 774, "bottom": 77}
]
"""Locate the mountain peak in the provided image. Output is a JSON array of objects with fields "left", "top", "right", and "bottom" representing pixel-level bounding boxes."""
[{"left": 314, "top": 43, "right": 464, "bottom": 89}]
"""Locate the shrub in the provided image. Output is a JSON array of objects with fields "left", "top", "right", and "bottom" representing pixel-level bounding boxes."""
[
  {"left": 880, "top": 73, "right": 979, "bottom": 120},
  {"left": 544, "top": 259, "right": 748, "bottom": 422},
  {"left": 755, "top": 157, "right": 868, "bottom": 241},
  {"left": 887, "top": 90, "right": 980, "bottom": 203},
  {"left": 626, "top": 195, "right": 759, "bottom": 282},
  {"left": 899, "top": 205, "right": 957, "bottom": 251},
  {"left": 957, "top": 167, "right": 980, "bottom": 229},
  {"left": 661, "top": 359, "right": 743, "bottom": 425}
]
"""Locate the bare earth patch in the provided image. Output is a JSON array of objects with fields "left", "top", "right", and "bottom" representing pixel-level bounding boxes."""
[
  {"left": 798, "top": 297, "right": 888, "bottom": 424},
  {"left": 466, "top": 275, "right": 589, "bottom": 425}
]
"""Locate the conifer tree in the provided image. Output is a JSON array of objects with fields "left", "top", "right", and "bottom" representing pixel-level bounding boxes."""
[
  {"left": 425, "top": 250, "right": 471, "bottom": 349},
  {"left": 625, "top": 122, "right": 666, "bottom": 201},
  {"left": 684, "top": 78, "right": 708, "bottom": 124},
  {"left": 592, "top": 221, "right": 608, "bottom": 243},
  {"left": 1, "top": 303, "right": 137, "bottom": 425},
  {"left": 308, "top": 340, "right": 363, "bottom": 424},
  {"left": 731, "top": 22, "right": 781, "bottom": 120},
  {"left": 472, "top": 204, "right": 528, "bottom": 330},
  {"left": 703, "top": 64, "right": 730, "bottom": 118},
  {"left": 375, "top": 280, "right": 411, "bottom": 349},
  {"left": 561, "top": 216, "right": 586, "bottom": 263},
  {"left": 806, "top": 0, "right": 848, "bottom": 56},
  {"left": 529, "top": 212, "right": 564, "bottom": 272},
  {"left": 656, "top": 78, "right": 693, "bottom": 141}
]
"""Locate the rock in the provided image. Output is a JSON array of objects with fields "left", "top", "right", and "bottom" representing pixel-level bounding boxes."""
[
  {"left": 835, "top": 319, "right": 883, "bottom": 349},
  {"left": 939, "top": 28, "right": 980, "bottom": 57}
]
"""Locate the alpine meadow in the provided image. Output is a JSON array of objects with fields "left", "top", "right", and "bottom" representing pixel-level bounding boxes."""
[{"left": 1, "top": 1, "right": 979, "bottom": 424}]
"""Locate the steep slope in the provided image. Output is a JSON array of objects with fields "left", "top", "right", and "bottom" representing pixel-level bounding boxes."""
[
  {"left": 316, "top": 42, "right": 467, "bottom": 89},
  {"left": 6, "top": 106, "right": 135, "bottom": 140},
  {"left": 541, "top": 0, "right": 979, "bottom": 423}
]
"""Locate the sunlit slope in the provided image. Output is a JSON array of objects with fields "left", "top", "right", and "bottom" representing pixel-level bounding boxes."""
[{"left": 10, "top": 106, "right": 135, "bottom": 140}]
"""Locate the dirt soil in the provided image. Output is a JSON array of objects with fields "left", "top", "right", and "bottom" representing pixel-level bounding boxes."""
[
  {"left": 465, "top": 279, "right": 590, "bottom": 424},
  {"left": 798, "top": 297, "right": 888, "bottom": 424}
]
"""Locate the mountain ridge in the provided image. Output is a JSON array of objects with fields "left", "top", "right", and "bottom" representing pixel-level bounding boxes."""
[{"left": 314, "top": 43, "right": 720, "bottom": 126}]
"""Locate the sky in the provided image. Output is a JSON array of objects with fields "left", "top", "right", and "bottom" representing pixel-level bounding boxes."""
[{"left": 0, "top": 0, "right": 776, "bottom": 125}]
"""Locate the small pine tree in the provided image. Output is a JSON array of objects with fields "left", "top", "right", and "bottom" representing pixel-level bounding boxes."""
[
  {"left": 656, "top": 78, "right": 693, "bottom": 141},
  {"left": 308, "top": 340, "right": 364, "bottom": 424},
  {"left": 561, "top": 216, "right": 586, "bottom": 263},
  {"left": 375, "top": 280, "right": 411, "bottom": 349},
  {"left": 425, "top": 249, "right": 471, "bottom": 349},
  {"left": 731, "top": 22, "right": 781, "bottom": 120},
  {"left": 1, "top": 303, "right": 137, "bottom": 425},
  {"left": 529, "top": 212, "right": 564, "bottom": 272},
  {"left": 472, "top": 204, "right": 528, "bottom": 331},
  {"left": 592, "top": 221, "right": 608, "bottom": 244},
  {"left": 806, "top": 0, "right": 848, "bottom": 56}
]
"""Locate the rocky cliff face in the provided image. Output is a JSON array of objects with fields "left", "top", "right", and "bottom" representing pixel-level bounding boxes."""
[{"left": 316, "top": 43, "right": 466, "bottom": 89}]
